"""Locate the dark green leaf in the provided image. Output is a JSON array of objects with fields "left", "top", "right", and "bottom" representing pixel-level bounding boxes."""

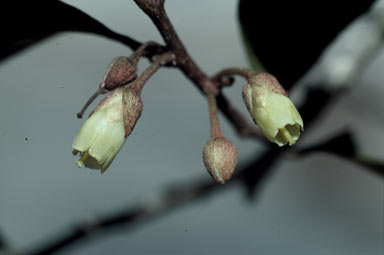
[
  {"left": 0, "top": 1, "right": 141, "bottom": 61},
  {"left": 238, "top": 0, "right": 375, "bottom": 89}
]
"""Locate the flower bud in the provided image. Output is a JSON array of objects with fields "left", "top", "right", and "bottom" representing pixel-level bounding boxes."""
[
  {"left": 72, "top": 87, "right": 142, "bottom": 173},
  {"left": 202, "top": 138, "right": 238, "bottom": 184},
  {"left": 100, "top": 57, "right": 137, "bottom": 91},
  {"left": 242, "top": 72, "right": 303, "bottom": 146}
]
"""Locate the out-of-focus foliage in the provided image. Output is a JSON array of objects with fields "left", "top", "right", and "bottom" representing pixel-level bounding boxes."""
[
  {"left": 0, "top": 2, "right": 140, "bottom": 62},
  {"left": 238, "top": 0, "right": 375, "bottom": 89}
]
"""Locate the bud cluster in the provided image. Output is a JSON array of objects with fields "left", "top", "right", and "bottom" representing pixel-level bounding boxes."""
[{"left": 72, "top": 56, "right": 303, "bottom": 183}]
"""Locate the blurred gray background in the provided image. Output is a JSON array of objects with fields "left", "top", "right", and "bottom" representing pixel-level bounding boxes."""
[{"left": 0, "top": 0, "right": 383, "bottom": 254}]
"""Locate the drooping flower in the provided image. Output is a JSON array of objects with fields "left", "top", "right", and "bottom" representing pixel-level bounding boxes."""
[
  {"left": 242, "top": 72, "right": 303, "bottom": 146},
  {"left": 72, "top": 87, "right": 142, "bottom": 173},
  {"left": 203, "top": 137, "right": 238, "bottom": 184}
]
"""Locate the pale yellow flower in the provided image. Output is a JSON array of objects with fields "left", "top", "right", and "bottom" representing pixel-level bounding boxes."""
[
  {"left": 73, "top": 88, "right": 141, "bottom": 173},
  {"left": 243, "top": 73, "right": 303, "bottom": 146}
]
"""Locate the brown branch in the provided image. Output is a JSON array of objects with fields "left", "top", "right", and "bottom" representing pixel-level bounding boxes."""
[
  {"left": 129, "top": 41, "right": 164, "bottom": 67},
  {"left": 134, "top": 0, "right": 217, "bottom": 95},
  {"left": 106, "top": 32, "right": 166, "bottom": 61},
  {"left": 132, "top": 0, "right": 262, "bottom": 140},
  {"left": 130, "top": 52, "right": 176, "bottom": 93}
]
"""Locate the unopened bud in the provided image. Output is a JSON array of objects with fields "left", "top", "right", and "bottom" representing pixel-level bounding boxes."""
[
  {"left": 202, "top": 138, "right": 238, "bottom": 184},
  {"left": 242, "top": 72, "right": 303, "bottom": 146},
  {"left": 100, "top": 57, "right": 137, "bottom": 91}
]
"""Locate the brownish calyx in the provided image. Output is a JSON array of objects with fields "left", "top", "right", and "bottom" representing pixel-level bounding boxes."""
[
  {"left": 248, "top": 72, "right": 288, "bottom": 96},
  {"left": 122, "top": 88, "right": 143, "bottom": 138},
  {"left": 100, "top": 57, "right": 138, "bottom": 91}
]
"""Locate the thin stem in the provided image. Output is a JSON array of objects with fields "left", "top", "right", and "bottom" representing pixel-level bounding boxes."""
[
  {"left": 130, "top": 52, "right": 176, "bottom": 93},
  {"left": 101, "top": 30, "right": 166, "bottom": 61},
  {"left": 207, "top": 94, "right": 223, "bottom": 139},
  {"left": 212, "top": 76, "right": 235, "bottom": 89},
  {"left": 134, "top": 0, "right": 218, "bottom": 95},
  {"left": 76, "top": 89, "right": 105, "bottom": 119},
  {"left": 212, "top": 68, "right": 257, "bottom": 84},
  {"left": 129, "top": 41, "right": 163, "bottom": 66},
  {"left": 213, "top": 68, "right": 288, "bottom": 96},
  {"left": 216, "top": 93, "right": 264, "bottom": 140}
]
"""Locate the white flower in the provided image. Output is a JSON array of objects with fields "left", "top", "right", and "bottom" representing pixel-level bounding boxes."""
[
  {"left": 72, "top": 87, "right": 142, "bottom": 173},
  {"left": 242, "top": 73, "right": 303, "bottom": 146}
]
